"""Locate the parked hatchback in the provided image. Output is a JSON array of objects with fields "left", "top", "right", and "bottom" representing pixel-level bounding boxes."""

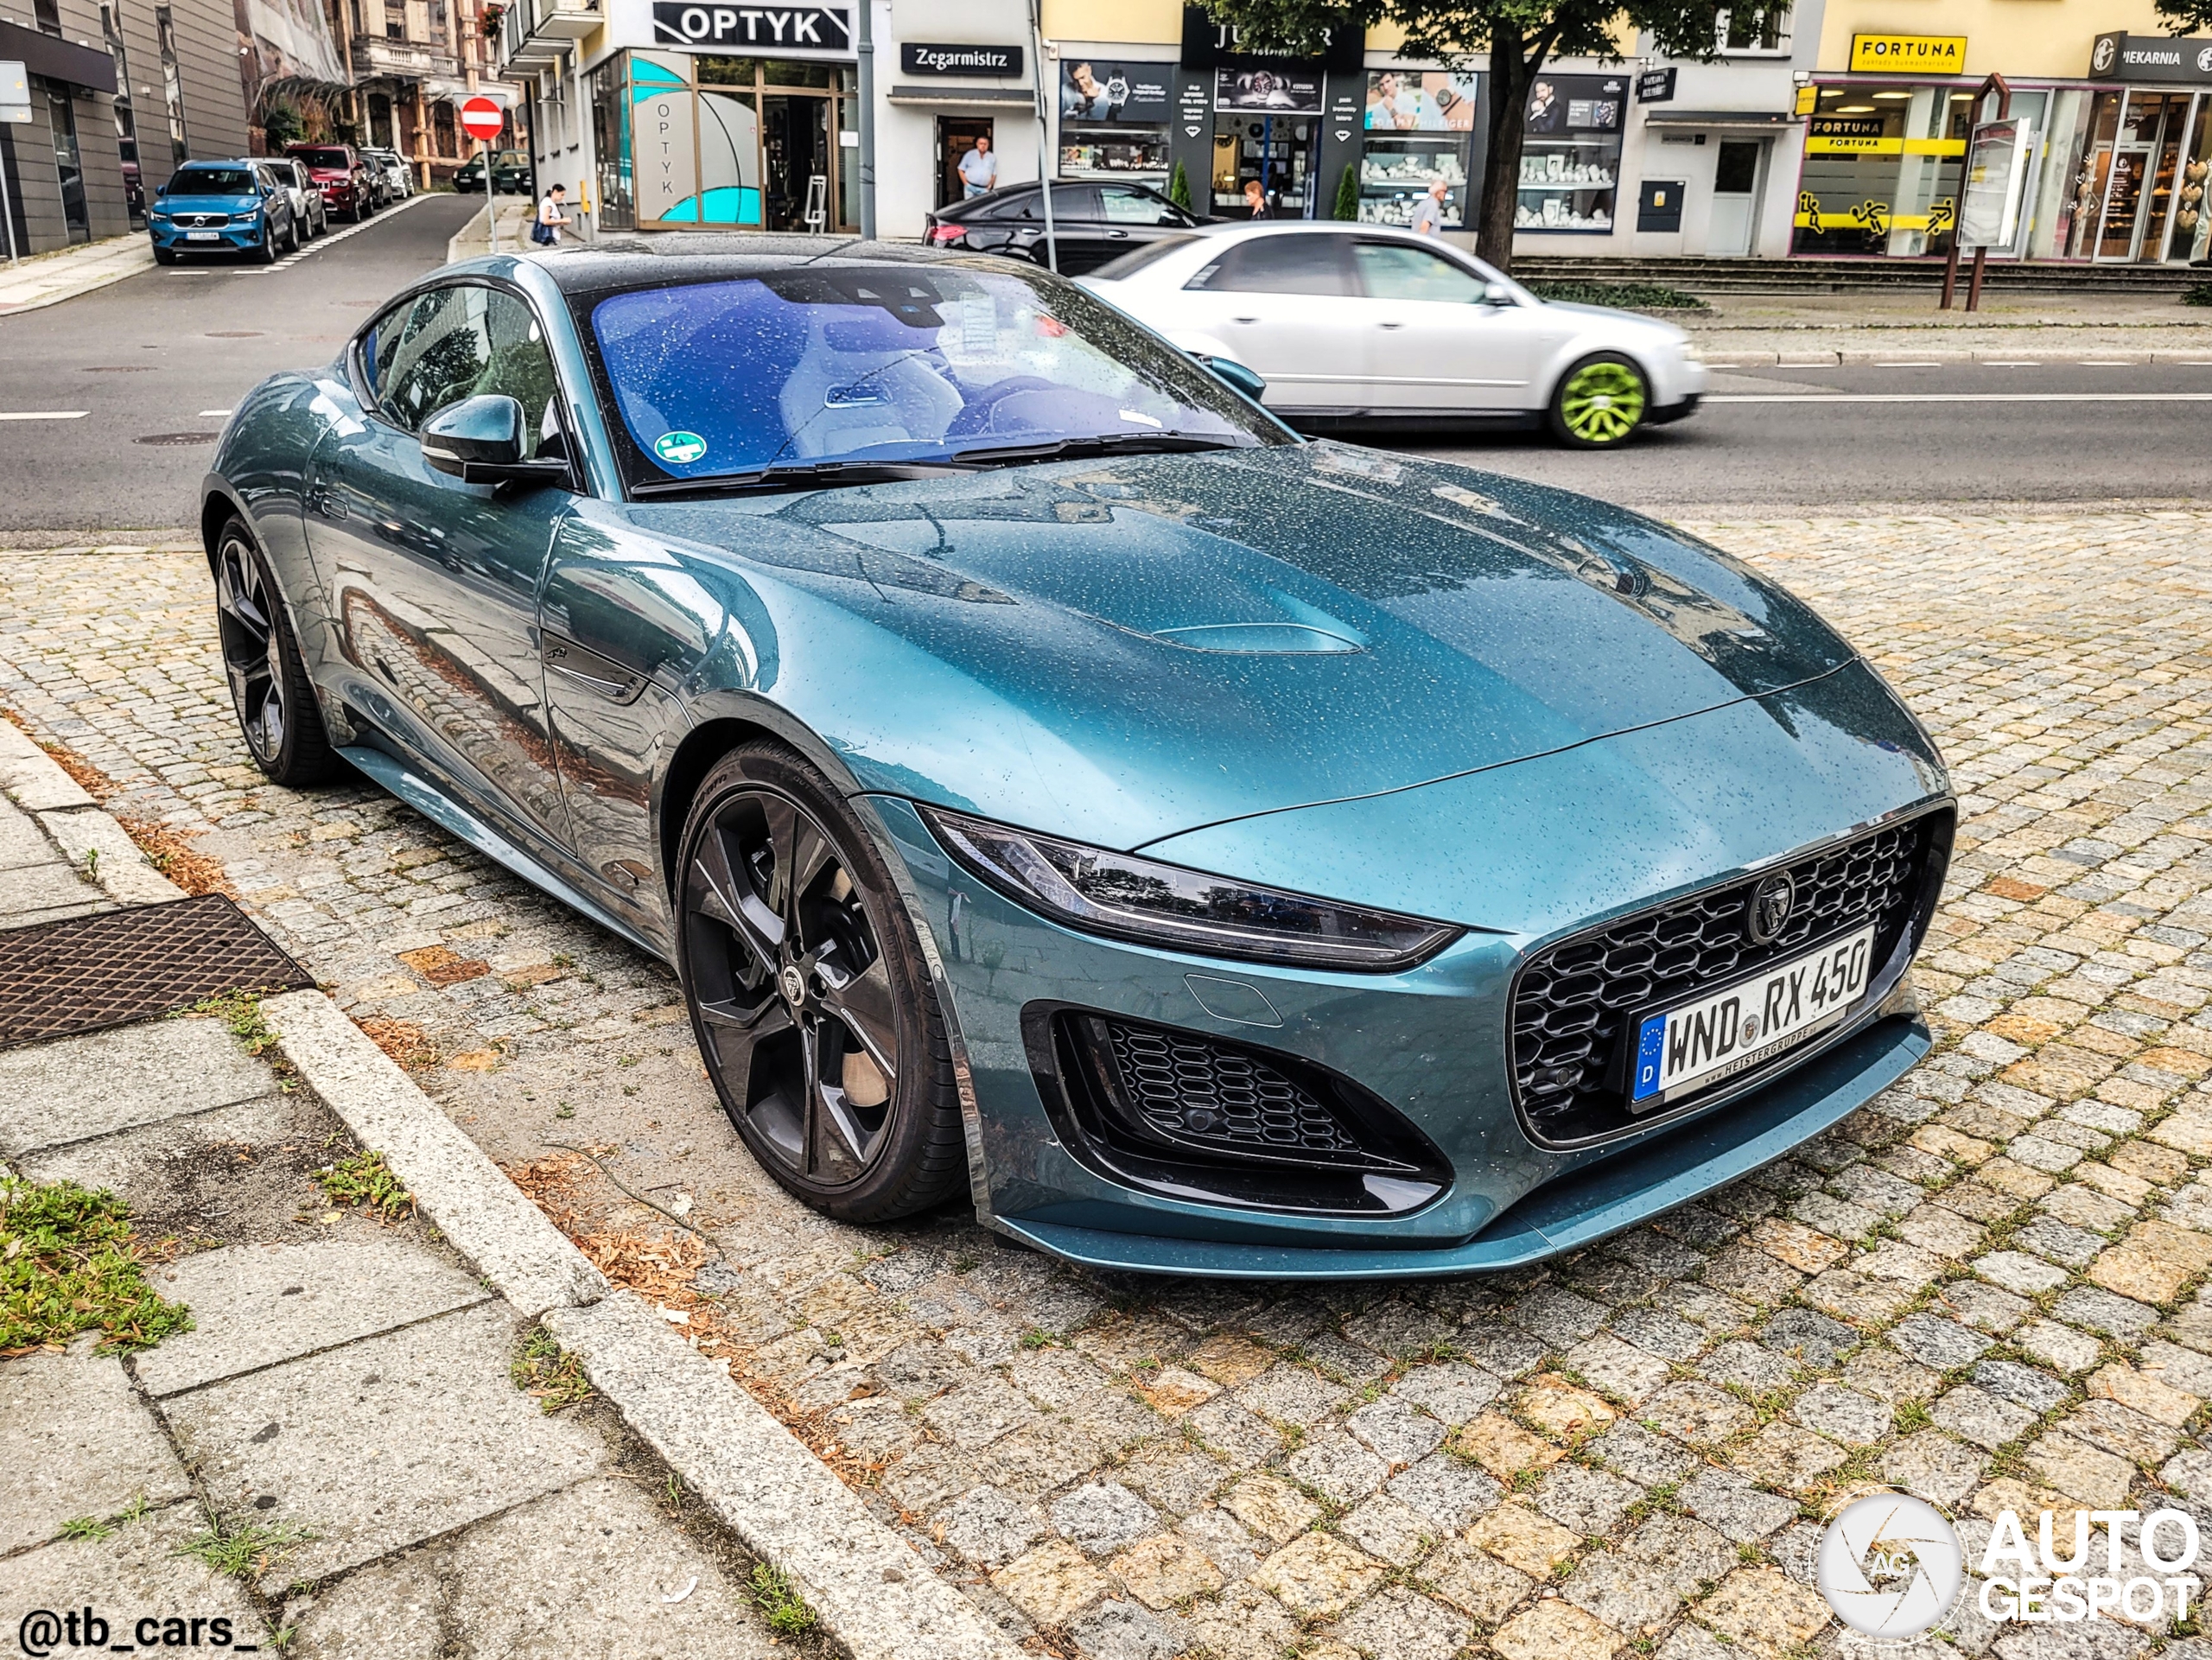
[
  {"left": 286, "top": 143, "right": 377, "bottom": 222},
  {"left": 925, "top": 180, "right": 1204, "bottom": 276},
  {"left": 148, "top": 160, "right": 299, "bottom": 264},
  {"left": 454, "top": 149, "right": 531, "bottom": 194}
]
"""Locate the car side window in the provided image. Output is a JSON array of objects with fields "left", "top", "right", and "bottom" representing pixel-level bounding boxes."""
[
  {"left": 1186, "top": 235, "right": 1353, "bottom": 296},
  {"left": 368, "top": 284, "right": 562, "bottom": 455},
  {"left": 1008, "top": 185, "right": 1100, "bottom": 222},
  {"left": 1352, "top": 241, "right": 1487, "bottom": 304},
  {"left": 1099, "top": 186, "right": 1170, "bottom": 225}
]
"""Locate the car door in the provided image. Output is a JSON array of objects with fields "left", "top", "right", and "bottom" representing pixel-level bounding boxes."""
[
  {"left": 1351, "top": 239, "right": 1548, "bottom": 411},
  {"left": 304, "top": 280, "right": 578, "bottom": 857},
  {"left": 1173, "top": 232, "right": 1370, "bottom": 411}
]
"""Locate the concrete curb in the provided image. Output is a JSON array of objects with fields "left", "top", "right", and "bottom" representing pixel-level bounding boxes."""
[
  {"left": 0, "top": 718, "right": 183, "bottom": 904},
  {"left": 545, "top": 1292, "right": 1027, "bottom": 1660},
  {"left": 261, "top": 990, "right": 607, "bottom": 1319},
  {"left": 256, "top": 989, "right": 1024, "bottom": 1660},
  {"left": 1704, "top": 347, "right": 2211, "bottom": 367}
]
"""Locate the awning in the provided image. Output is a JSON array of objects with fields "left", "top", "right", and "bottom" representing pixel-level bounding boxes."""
[
  {"left": 887, "top": 83, "right": 1033, "bottom": 105},
  {"left": 0, "top": 17, "right": 118, "bottom": 94},
  {"left": 1643, "top": 108, "right": 1794, "bottom": 128}
]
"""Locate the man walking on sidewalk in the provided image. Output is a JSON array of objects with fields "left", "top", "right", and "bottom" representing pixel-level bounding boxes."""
[{"left": 1408, "top": 176, "right": 1448, "bottom": 238}]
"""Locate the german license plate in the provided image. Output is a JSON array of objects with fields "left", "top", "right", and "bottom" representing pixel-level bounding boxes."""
[
  {"left": 188, "top": 231, "right": 219, "bottom": 241},
  {"left": 1630, "top": 923, "right": 1876, "bottom": 1110}
]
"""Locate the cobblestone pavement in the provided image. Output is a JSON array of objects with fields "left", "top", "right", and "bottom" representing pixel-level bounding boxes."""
[{"left": 3, "top": 508, "right": 2211, "bottom": 1660}]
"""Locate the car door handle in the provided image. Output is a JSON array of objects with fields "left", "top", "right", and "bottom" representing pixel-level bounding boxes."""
[
  {"left": 542, "top": 631, "right": 646, "bottom": 704},
  {"left": 1231, "top": 315, "right": 1258, "bottom": 324},
  {"left": 1377, "top": 321, "right": 1405, "bottom": 329},
  {"left": 1105, "top": 229, "right": 1128, "bottom": 238}
]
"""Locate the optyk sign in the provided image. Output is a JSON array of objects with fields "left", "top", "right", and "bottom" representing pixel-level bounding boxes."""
[{"left": 650, "top": 3, "right": 850, "bottom": 53}]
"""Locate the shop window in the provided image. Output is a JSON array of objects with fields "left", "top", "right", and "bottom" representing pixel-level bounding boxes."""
[
  {"left": 1792, "top": 83, "right": 1967, "bottom": 257},
  {"left": 1359, "top": 71, "right": 1475, "bottom": 228},
  {"left": 621, "top": 52, "right": 851, "bottom": 234},
  {"left": 588, "top": 57, "right": 634, "bottom": 230},
  {"left": 1520, "top": 73, "right": 1623, "bottom": 233},
  {"left": 1059, "top": 58, "right": 1173, "bottom": 182}
]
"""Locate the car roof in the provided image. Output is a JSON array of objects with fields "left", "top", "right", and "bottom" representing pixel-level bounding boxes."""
[{"left": 529, "top": 236, "right": 984, "bottom": 299}]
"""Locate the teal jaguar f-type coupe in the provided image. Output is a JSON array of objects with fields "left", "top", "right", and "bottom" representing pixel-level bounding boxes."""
[{"left": 201, "top": 238, "right": 1954, "bottom": 1278}]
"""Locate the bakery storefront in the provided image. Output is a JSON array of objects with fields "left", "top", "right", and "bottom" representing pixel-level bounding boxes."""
[
  {"left": 587, "top": 2, "right": 859, "bottom": 232},
  {"left": 1791, "top": 29, "right": 2212, "bottom": 264}
]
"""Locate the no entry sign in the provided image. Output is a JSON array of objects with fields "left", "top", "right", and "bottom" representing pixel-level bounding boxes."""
[{"left": 459, "top": 96, "right": 505, "bottom": 141}]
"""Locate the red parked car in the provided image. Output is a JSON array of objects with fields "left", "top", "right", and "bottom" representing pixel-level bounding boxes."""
[{"left": 285, "top": 143, "right": 377, "bottom": 224}]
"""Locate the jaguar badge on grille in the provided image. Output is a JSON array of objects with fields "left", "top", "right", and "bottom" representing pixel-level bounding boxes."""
[{"left": 1747, "top": 874, "right": 1796, "bottom": 944}]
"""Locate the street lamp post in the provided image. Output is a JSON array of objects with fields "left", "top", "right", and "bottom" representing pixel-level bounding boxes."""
[{"left": 856, "top": 0, "right": 874, "bottom": 238}]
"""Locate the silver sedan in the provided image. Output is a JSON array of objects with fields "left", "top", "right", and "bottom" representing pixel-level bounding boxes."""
[{"left": 1078, "top": 222, "right": 1707, "bottom": 447}]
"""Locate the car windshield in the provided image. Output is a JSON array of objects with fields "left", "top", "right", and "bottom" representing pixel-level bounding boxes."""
[
  {"left": 294, "top": 148, "right": 350, "bottom": 169},
  {"left": 586, "top": 264, "right": 1288, "bottom": 488},
  {"left": 168, "top": 167, "right": 255, "bottom": 194}
]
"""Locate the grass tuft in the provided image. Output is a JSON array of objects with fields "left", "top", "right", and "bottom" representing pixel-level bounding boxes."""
[
  {"left": 511, "top": 1324, "right": 594, "bottom": 1413},
  {"left": 747, "top": 1563, "right": 818, "bottom": 1636},
  {"left": 183, "top": 990, "right": 276, "bottom": 1056},
  {"left": 314, "top": 1151, "right": 416, "bottom": 1223},
  {"left": 0, "top": 1177, "right": 194, "bottom": 1355},
  {"left": 174, "top": 1517, "right": 315, "bottom": 1580},
  {"left": 2185, "top": 282, "right": 2212, "bottom": 307}
]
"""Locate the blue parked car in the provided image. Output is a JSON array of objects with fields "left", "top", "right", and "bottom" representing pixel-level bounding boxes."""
[
  {"left": 149, "top": 161, "right": 299, "bottom": 264},
  {"left": 200, "top": 243, "right": 1954, "bottom": 1278}
]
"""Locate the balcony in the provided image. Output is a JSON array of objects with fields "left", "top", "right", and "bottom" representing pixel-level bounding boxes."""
[
  {"left": 353, "top": 36, "right": 462, "bottom": 80},
  {"left": 497, "top": 0, "right": 597, "bottom": 76}
]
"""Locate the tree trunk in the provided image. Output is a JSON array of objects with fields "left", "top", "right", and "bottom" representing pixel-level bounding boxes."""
[{"left": 1477, "top": 34, "right": 1541, "bottom": 272}]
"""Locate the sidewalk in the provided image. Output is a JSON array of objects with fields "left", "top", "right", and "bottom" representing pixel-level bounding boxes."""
[
  {"left": 1675, "top": 288, "right": 2212, "bottom": 366},
  {"left": 446, "top": 197, "right": 536, "bottom": 264},
  {"left": 0, "top": 235, "right": 154, "bottom": 316},
  {"left": 0, "top": 727, "right": 786, "bottom": 1657}
]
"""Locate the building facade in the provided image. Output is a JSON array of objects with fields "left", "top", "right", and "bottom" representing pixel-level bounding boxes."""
[
  {"left": 497, "top": 0, "right": 2212, "bottom": 264},
  {"left": 2, "top": 0, "right": 246, "bottom": 253}
]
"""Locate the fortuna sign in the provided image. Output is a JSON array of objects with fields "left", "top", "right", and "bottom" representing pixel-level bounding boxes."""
[{"left": 650, "top": 3, "right": 851, "bottom": 52}]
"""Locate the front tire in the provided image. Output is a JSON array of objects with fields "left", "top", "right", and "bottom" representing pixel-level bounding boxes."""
[
  {"left": 1548, "top": 353, "right": 1649, "bottom": 448},
  {"left": 677, "top": 743, "right": 966, "bottom": 1224},
  {"left": 213, "top": 519, "right": 344, "bottom": 785},
  {"left": 153, "top": 245, "right": 177, "bottom": 265}
]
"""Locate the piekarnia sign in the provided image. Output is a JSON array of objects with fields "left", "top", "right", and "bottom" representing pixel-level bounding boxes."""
[{"left": 651, "top": 2, "right": 850, "bottom": 52}]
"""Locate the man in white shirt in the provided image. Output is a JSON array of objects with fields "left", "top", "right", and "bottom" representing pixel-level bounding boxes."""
[
  {"left": 1408, "top": 177, "right": 1448, "bottom": 236},
  {"left": 957, "top": 135, "right": 999, "bottom": 199}
]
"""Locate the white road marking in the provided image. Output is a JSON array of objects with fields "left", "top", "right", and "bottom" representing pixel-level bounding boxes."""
[
  {"left": 199, "top": 410, "right": 232, "bottom": 418},
  {"left": 1980, "top": 360, "right": 2040, "bottom": 366},
  {"left": 1877, "top": 361, "right": 1942, "bottom": 367},
  {"left": 0, "top": 410, "right": 90, "bottom": 420},
  {"left": 2078, "top": 359, "right": 2134, "bottom": 366},
  {"left": 1707, "top": 391, "right": 2212, "bottom": 404}
]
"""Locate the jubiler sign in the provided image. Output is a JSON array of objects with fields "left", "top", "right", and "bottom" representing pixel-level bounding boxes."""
[{"left": 650, "top": 2, "right": 851, "bottom": 52}]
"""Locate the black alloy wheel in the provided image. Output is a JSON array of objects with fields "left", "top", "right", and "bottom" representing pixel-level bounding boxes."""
[
  {"left": 213, "top": 521, "right": 342, "bottom": 785},
  {"left": 677, "top": 745, "right": 965, "bottom": 1223},
  {"left": 254, "top": 226, "right": 278, "bottom": 264}
]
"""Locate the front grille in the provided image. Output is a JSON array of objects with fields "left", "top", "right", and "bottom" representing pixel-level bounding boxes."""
[
  {"left": 1511, "top": 810, "right": 1948, "bottom": 1146},
  {"left": 1100, "top": 1020, "right": 1365, "bottom": 1161},
  {"left": 174, "top": 213, "right": 231, "bottom": 228}
]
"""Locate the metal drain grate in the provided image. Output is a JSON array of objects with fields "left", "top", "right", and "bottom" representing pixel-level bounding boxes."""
[{"left": 0, "top": 894, "right": 314, "bottom": 1049}]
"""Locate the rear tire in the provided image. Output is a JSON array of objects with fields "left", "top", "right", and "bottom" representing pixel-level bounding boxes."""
[
  {"left": 677, "top": 742, "right": 967, "bottom": 1224},
  {"left": 213, "top": 518, "right": 344, "bottom": 786},
  {"left": 1548, "top": 353, "right": 1649, "bottom": 448}
]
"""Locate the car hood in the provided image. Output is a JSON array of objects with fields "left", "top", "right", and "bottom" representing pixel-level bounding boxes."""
[
  {"left": 1537, "top": 300, "right": 1690, "bottom": 340},
  {"left": 631, "top": 442, "right": 1858, "bottom": 848},
  {"left": 161, "top": 193, "right": 258, "bottom": 211}
]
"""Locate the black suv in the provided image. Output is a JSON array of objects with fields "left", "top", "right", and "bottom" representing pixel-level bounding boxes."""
[{"left": 925, "top": 181, "right": 1205, "bottom": 276}]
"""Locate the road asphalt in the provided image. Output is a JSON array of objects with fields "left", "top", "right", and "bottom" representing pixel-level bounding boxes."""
[{"left": 2, "top": 194, "right": 2208, "bottom": 531}]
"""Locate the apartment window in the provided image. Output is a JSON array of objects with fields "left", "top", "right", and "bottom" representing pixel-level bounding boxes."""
[
  {"left": 155, "top": 3, "right": 188, "bottom": 164},
  {"left": 49, "top": 86, "right": 88, "bottom": 237},
  {"left": 102, "top": 4, "right": 145, "bottom": 226},
  {"left": 34, "top": 0, "right": 61, "bottom": 35},
  {"left": 1718, "top": 6, "right": 1789, "bottom": 54}
]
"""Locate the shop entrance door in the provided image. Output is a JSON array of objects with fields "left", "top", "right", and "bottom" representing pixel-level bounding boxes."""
[
  {"left": 1707, "top": 140, "right": 1761, "bottom": 256},
  {"left": 762, "top": 94, "right": 830, "bottom": 231},
  {"left": 937, "top": 118, "right": 994, "bottom": 209},
  {"left": 2096, "top": 92, "right": 2191, "bottom": 261}
]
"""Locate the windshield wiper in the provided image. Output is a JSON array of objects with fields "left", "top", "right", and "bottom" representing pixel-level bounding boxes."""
[
  {"left": 632, "top": 458, "right": 982, "bottom": 499},
  {"left": 950, "top": 432, "right": 1255, "bottom": 467}
]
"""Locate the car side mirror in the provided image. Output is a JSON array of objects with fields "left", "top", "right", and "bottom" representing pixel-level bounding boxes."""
[
  {"left": 1482, "top": 282, "right": 1515, "bottom": 307},
  {"left": 421, "top": 395, "right": 571, "bottom": 488},
  {"left": 1192, "top": 354, "right": 1267, "bottom": 402}
]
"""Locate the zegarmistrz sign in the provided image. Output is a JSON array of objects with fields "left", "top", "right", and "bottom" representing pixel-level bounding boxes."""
[{"left": 651, "top": 3, "right": 851, "bottom": 52}]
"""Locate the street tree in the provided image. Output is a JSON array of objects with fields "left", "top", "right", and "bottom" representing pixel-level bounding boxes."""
[{"left": 1198, "top": 0, "right": 1767, "bottom": 268}]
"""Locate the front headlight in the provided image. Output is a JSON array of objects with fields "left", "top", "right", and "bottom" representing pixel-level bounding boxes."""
[
  {"left": 923, "top": 806, "right": 1461, "bottom": 972},
  {"left": 1678, "top": 340, "right": 1703, "bottom": 362}
]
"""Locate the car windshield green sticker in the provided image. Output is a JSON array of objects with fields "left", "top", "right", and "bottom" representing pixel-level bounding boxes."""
[{"left": 654, "top": 431, "right": 708, "bottom": 465}]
